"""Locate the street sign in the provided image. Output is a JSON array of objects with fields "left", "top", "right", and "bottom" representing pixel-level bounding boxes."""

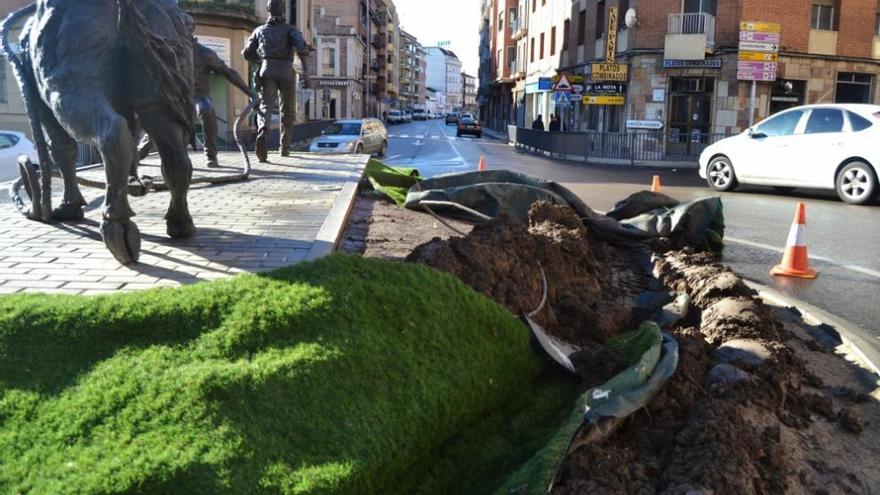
[
  {"left": 739, "top": 41, "right": 779, "bottom": 53},
  {"left": 739, "top": 31, "right": 781, "bottom": 43},
  {"left": 590, "top": 63, "right": 628, "bottom": 82},
  {"left": 737, "top": 70, "right": 777, "bottom": 82},
  {"left": 606, "top": 6, "right": 618, "bottom": 63},
  {"left": 738, "top": 51, "right": 778, "bottom": 62},
  {"left": 553, "top": 73, "right": 573, "bottom": 92},
  {"left": 740, "top": 21, "right": 781, "bottom": 33},
  {"left": 626, "top": 120, "right": 663, "bottom": 130},
  {"left": 552, "top": 73, "right": 584, "bottom": 84},
  {"left": 582, "top": 95, "right": 625, "bottom": 105},
  {"left": 663, "top": 59, "right": 722, "bottom": 69},
  {"left": 538, "top": 77, "right": 553, "bottom": 90},
  {"left": 737, "top": 61, "right": 778, "bottom": 72},
  {"left": 583, "top": 82, "right": 627, "bottom": 94}
]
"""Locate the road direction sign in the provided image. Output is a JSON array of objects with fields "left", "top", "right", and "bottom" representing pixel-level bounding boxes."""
[
  {"left": 590, "top": 63, "right": 628, "bottom": 82},
  {"left": 554, "top": 73, "right": 573, "bottom": 92},
  {"left": 583, "top": 82, "right": 627, "bottom": 94},
  {"left": 740, "top": 21, "right": 781, "bottom": 33},
  {"left": 737, "top": 61, "right": 778, "bottom": 72},
  {"left": 738, "top": 51, "right": 779, "bottom": 62},
  {"left": 739, "top": 31, "right": 781, "bottom": 43},
  {"left": 739, "top": 41, "right": 779, "bottom": 53},
  {"left": 582, "top": 95, "right": 625, "bottom": 105},
  {"left": 737, "top": 70, "right": 777, "bottom": 82}
]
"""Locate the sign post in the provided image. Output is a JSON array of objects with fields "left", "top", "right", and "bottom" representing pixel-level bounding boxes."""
[{"left": 738, "top": 21, "right": 781, "bottom": 126}]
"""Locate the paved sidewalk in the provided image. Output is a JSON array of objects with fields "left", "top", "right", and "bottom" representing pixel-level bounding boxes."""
[{"left": 0, "top": 151, "right": 367, "bottom": 295}]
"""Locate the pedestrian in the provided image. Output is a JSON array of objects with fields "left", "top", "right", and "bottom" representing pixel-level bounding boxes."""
[
  {"left": 383, "top": 110, "right": 388, "bottom": 122},
  {"left": 549, "top": 113, "right": 560, "bottom": 132},
  {"left": 532, "top": 114, "right": 545, "bottom": 131}
]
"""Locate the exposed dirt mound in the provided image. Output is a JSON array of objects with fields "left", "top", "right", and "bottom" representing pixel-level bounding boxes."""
[{"left": 407, "top": 202, "right": 632, "bottom": 346}]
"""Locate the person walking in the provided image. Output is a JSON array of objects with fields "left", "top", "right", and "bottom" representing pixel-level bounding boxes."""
[
  {"left": 548, "top": 113, "right": 560, "bottom": 132},
  {"left": 531, "top": 114, "right": 545, "bottom": 131}
]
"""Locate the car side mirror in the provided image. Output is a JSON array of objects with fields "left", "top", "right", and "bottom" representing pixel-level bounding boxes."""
[{"left": 749, "top": 130, "right": 767, "bottom": 139}]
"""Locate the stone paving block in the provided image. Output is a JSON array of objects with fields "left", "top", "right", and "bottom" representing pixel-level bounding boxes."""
[
  {"left": 0, "top": 152, "right": 366, "bottom": 295},
  {"left": 3, "top": 280, "right": 65, "bottom": 289}
]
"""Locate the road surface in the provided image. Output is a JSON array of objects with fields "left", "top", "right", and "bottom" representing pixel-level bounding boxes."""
[{"left": 384, "top": 119, "right": 880, "bottom": 347}]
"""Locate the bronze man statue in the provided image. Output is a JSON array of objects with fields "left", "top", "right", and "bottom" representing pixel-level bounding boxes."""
[
  {"left": 140, "top": 15, "right": 251, "bottom": 168},
  {"left": 243, "top": 0, "right": 310, "bottom": 162}
]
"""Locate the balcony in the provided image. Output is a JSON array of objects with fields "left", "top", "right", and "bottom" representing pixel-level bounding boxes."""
[
  {"left": 512, "top": 21, "right": 527, "bottom": 41},
  {"left": 665, "top": 12, "right": 716, "bottom": 60},
  {"left": 372, "top": 34, "right": 385, "bottom": 48},
  {"left": 179, "top": 0, "right": 256, "bottom": 20}
]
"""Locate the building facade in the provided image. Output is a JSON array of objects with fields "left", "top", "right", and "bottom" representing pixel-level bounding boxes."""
[
  {"left": 426, "top": 47, "right": 463, "bottom": 113},
  {"left": 522, "top": 0, "right": 572, "bottom": 128},
  {"left": 462, "top": 72, "right": 479, "bottom": 112},
  {"left": 561, "top": 0, "right": 880, "bottom": 142},
  {"left": 477, "top": 0, "right": 494, "bottom": 122},
  {"left": 374, "top": 0, "right": 401, "bottom": 116},
  {"left": 307, "top": 6, "right": 367, "bottom": 119},
  {"left": 485, "top": 0, "right": 519, "bottom": 130},
  {"left": 400, "top": 30, "right": 427, "bottom": 111}
]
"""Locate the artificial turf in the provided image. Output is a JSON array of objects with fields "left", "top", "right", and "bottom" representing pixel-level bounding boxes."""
[{"left": 0, "top": 254, "right": 576, "bottom": 494}]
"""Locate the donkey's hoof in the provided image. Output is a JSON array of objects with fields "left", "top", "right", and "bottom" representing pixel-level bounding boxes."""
[
  {"left": 101, "top": 219, "right": 141, "bottom": 265},
  {"left": 167, "top": 218, "right": 195, "bottom": 239},
  {"left": 52, "top": 202, "right": 85, "bottom": 222}
]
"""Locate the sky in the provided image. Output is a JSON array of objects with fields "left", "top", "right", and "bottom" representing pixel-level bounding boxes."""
[{"left": 395, "top": 0, "right": 481, "bottom": 75}]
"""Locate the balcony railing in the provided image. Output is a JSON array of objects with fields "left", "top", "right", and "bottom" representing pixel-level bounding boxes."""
[
  {"left": 179, "top": 0, "right": 255, "bottom": 18},
  {"left": 667, "top": 12, "right": 715, "bottom": 47}
]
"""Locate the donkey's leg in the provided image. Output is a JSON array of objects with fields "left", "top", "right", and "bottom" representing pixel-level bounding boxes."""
[
  {"left": 140, "top": 109, "right": 194, "bottom": 239},
  {"left": 38, "top": 102, "right": 86, "bottom": 222}
]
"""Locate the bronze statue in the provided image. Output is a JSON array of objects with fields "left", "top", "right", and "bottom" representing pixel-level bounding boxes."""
[
  {"left": 243, "top": 0, "right": 310, "bottom": 163},
  {"left": 0, "top": 0, "right": 196, "bottom": 265},
  {"left": 140, "top": 15, "right": 252, "bottom": 168}
]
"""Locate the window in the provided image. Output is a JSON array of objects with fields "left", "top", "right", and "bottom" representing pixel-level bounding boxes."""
[
  {"left": 875, "top": 12, "right": 880, "bottom": 35},
  {"left": 550, "top": 26, "right": 556, "bottom": 55},
  {"left": 596, "top": 1, "right": 606, "bottom": 40},
  {"left": 509, "top": 7, "right": 517, "bottom": 31},
  {"left": 577, "top": 10, "right": 585, "bottom": 45},
  {"left": 498, "top": 11, "right": 504, "bottom": 31},
  {"left": 540, "top": 32, "right": 545, "bottom": 59},
  {"left": 683, "top": 0, "right": 717, "bottom": 15},
  {"left": 805, "top": 108, "right": 844, "bottom": 134},
  {"left": 532, "top": 0, "right": 536, "bottom": 12},
  {"left": 619, "top": 0, "right": 630, "bottom": 28},
  {"left": 836, "top": 72, "right": 874, "bottom": 103},
  {"left": 563, "top": 19, "right": 570, "bottom": 50},
  {"left": 497, "top": 49, "right": 502, "bottom": 73},
  {"left": 530, "top": 37, "right": 535, "bottom": 62},
  {"left": 507, "top": 46, "right": 516, "bottom": 70},
  {"left": 847, "top": 111, "right": 873, "bottom": 131},
  {"left": 756, "top": 110, "right": 805, "bottom": 137},
  {"left": 811, "top": 3, "right": 837, "bottom": 30},
  {"left": 322, "top": 47, "right": 336, "bottom": 77}
]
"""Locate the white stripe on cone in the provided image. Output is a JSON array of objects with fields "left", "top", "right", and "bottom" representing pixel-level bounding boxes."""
[{"left": 785, "top": 223, "right": 806, "bottom": 247}]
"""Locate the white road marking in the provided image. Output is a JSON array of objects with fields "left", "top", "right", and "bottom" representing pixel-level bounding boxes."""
[
  {"left": 726, "top": 236, "right": 880, "bottom": 279},
  {"left": 384, "top": 154, "right": 401, "bottom": 162}
]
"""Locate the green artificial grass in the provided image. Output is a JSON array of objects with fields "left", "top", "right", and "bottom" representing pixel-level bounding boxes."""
[
  {"left": 0, "top": 255, "right": 576, "bottom": 494},
  {"left": 364, "top": 159, "right": 422, "bottom": 205}
]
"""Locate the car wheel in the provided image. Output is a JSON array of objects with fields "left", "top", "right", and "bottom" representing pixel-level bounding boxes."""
[
  {"left": 476, "top": 133, "right": 482, "bottom": 138},
  {"left": 456, "top": 132, "right": 461, "bottom": 137},
  {"left": 356, "top": 144, "right": 364, "bottom": 154},
  {"left": 706, "top": 156, "right": 738, "bottom": 192},
  {"left": 836, "top": 161, "right": 877, "bottom": 205},
  {"left": 378, "top": 140, "right": 387, "bottom": 158}
]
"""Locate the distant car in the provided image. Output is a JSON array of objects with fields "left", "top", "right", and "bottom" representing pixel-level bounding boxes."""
[
  {"left": 0, "top": 131, "right": 39, "bottom": 183},
  {"left": 445, "top": 113, "right": 459, "bottom": 125},
  {"left": 308, "top": 118, "right": 387, "bottom": 157},
  {"left": 412, "top": 110, "right": 426, "bottom": 121},
  {"left": 699, "top": 103, "right": 880, "bottom": 205},
  {"left": 456, "top": 113, "right": 482, "bottom": 138},
  {"left": 403, "top": 111, "right": 413, "bottom": 123},
  {"left": 386, "top": 110, "right": 403, "bottom": 125}
]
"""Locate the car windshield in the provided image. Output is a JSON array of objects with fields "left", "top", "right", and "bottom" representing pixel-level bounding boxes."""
[{"left": 324, "top": 123, "right": 362, "bottom": 136}]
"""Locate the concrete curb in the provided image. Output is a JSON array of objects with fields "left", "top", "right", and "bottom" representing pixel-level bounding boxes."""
[
  {"left": 305, "top": 180, "right": 361, "bottom": 262},
  {"left": 744, "top": 279, "right": 880, "bottom": 377}
]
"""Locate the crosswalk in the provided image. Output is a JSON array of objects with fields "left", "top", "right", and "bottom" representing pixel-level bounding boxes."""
[{"left": 387, "top": 134, "right": 475, "bottom": 141}]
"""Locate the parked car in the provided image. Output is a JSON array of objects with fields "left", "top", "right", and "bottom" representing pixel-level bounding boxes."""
[
  {"left": 0, "top": 131, "right": 39, "bottom": 183},
  {"left": 308, "top": 119, "right": 387, "bottom": 157},
  {"left": 386, "top": 110, "right": 403, "bottom": 125},
  {"left": 699, "top": 104, "right": 880, "bottom": 205},
  {"left": 412, "top": 110, "right": 426, "bottom": 121},
  {"left": 456, "top": 113, "right": 482, "bottom": 138},
  {"left": 403, "top": 111, "right": 413, "bottom": 123},
  {"left": 445, "top": 113, "right": 459, "bottom": 125}
]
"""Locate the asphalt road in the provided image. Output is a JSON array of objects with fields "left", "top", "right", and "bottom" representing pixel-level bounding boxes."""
[{"left": 384, "top": 119, "right": 880, "bottom": 347}]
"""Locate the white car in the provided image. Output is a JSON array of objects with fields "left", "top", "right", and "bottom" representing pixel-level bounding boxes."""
[
  {"left": 699, "top": 104, "right": 880, "bottom": 205},
  {"left": 0, "top": 131, "right": 39, "bottom": 182},
  {"left": 308, "top": 119, "right": 387, "bottom": 156}
]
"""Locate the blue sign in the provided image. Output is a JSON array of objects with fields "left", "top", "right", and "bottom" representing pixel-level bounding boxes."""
[{"left": 538, "top": 77, "right": 553, "bottom": 90}]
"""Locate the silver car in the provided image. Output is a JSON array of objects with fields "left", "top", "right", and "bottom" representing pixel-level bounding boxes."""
[
  {"left": 0, "top": 131, "right": 39, "bottom": 182},
  {"left": 308, "top": 119, "right": 388, "bottom": 157}
]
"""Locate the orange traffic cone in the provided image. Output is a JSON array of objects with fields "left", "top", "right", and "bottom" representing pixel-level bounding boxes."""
[
  {"left": 651, "top": 175, "right": 661, "bottom": 192},
  {"left": 478, "top": 156, "right": 487, "bottom": 171},
  {"left": 771, "top": 202, "right": 817, "bottom": 279}
]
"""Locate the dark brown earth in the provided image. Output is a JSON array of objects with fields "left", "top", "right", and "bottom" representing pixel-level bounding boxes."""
[{"left": 340, "top": 194, "right": 880, "bottom": 494}]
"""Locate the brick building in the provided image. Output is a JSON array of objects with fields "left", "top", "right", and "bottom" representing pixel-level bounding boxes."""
[
  {"left": 462, "top": 72, "right": 479, "bottom": 112},
  {"left": 561, "top": 0, "right": 880, "bottom": 143},
  {"left": 307, "top": 6, "right": 367, "bottom": 119},
  {"left": 484, "top": 0, "right": 519, "bottom": 130},
  {"left": 400, "top": 29, "right": 427, "bottom": 111}
]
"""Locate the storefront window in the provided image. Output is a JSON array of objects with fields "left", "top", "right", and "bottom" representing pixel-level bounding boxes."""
[
  {"left": 835, "top": 72, "right": 873, "bottom": 104},
  {"left": 770, "top": 80, "right": 806, "bottom": 115}
]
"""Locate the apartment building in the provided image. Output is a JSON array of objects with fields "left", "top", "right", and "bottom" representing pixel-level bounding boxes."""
[
  {"left": 462, "top": 73, "right": 479, "bottom": 112},
  {"left": 563, "top": 0, "right": 880, "bottom": 141},
  {"left": 485, "top": 0, "right": 518, "bottom": 130},
  {"left": 375, "top": 0, "right": 402, "bottom": 116},
  {"left": 400, "top": 30, "right": 428, "bottom": 111},
  {"left": 478, "top": 0, "right": 494, "bottom": 121},
  {"left": 522, "top": 0, "right": 572, "bottom": 127},
  {"left": 307, "top": 6, "right": 367, "bottom": 119},
  {"left": 426, "top": 47, "right": 464, "bottom": 113}
]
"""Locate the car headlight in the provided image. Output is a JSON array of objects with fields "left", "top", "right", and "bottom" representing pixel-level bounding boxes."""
[{"left": 345, "top": 141, "right": 357, "bottom": 151}]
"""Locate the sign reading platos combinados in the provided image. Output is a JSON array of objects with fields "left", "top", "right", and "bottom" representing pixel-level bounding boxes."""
[{"left": 590, "top": 63, "right": 628, "bottom": 82}]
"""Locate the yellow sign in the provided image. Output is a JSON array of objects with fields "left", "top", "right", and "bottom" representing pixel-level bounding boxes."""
[
  {"left": 606, "top": 6, "right": 618, "bottom": 64},
  {"left": 740, "top": 21, "right": 781, "bottom": 33},
  {"left": 582, "top": 95, "right": 625, "bottom": 105},
  {"left": 591, "top": 63, "right": 628, "bottom": 82},
  {"left": 552, "top": 73, "right": 585, "bottom": 84},
  {"left": 738, "top": 51, "right": 778, "bottom": 62}
]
